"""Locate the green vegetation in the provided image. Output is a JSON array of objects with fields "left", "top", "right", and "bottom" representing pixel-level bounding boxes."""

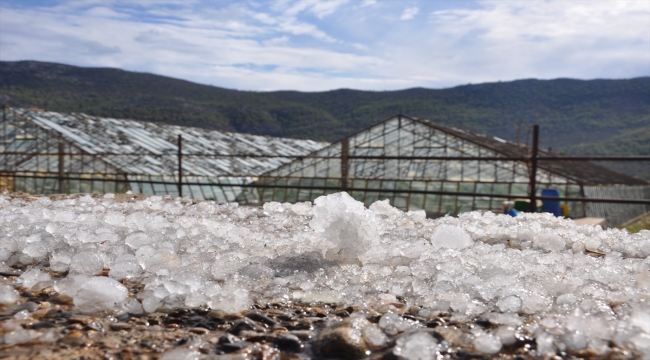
[
  {"left": 561, "top": 127, "right": 650, "bottom": 180},
  {"left": 1, "top": 61, "right": 648, "bottom": 179},
  {"left": 620, "top": 212, "right": 650, "bottom": 233}
]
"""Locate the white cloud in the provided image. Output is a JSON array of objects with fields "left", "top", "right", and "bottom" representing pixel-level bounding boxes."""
[
  {"left": 0, "top": 2, "right": 380, "bottom": 87},
  {"left": 419, "top": 0, "right": 650, "bottom": 82},
  {"left": 310, "top": 0, "right": 349, "bottom": 18},
  {"left": 264, "top": 36, "right": 290, "bottom": 46},
  {"left": 0, "top": 0, "right": 647, "bottom": 91},
  {"left": 400, "top": 6, "right": 419, "bottom": 20},
  {"left": 276, "top": 18, "right": 338, "bottom": 42},
  {"left": 252, "top": 12, "right": 277, "bottom": 25},
  {"left": 353, "top": 43, "right": 369, "bottom": 51}
]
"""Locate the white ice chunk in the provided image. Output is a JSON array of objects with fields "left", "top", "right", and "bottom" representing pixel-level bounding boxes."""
[
  {"left": 3, "top": 327, "right": 40, "bottom": 344},
  {"left": 369, "top": 199, "right": 401, "bottom": 217},
  {"left": 0, "top": 285, "right": 20, "bottom": 304},
  {"left": 291, "top": 202, "right": 312, "bottom": 216},
  {"left": 521, "top": 293, "right": 551, "bottom": 314},
  {"left": 407, "top": 210, "right": 426, "bottom": 223},
  {"left": 378, "top": 312, "right": 414, "bottom": 336},
  {"left": 0, "top": 239, "right": 17, "bottom": 261},
  {"left": 430, "top": 225, "right": 473, "bottom": 249},
  {"left": 207, "top": 284, "right": 250, "bottom": 314},
  {"left": 630, "top": 306, "right": 650, "bottom": 334},
  {"left": 362, "top": 323, "right": 388, "bottom": 348},
  {"left": 310, "top": 192, "right": 378, "bottom": 263},
  {"left": 54, "top": 210, "right": 76, "bottom": 222},
  {"left": 210, "top": 252, "right": 247, "bottom": 281},
  {"left": 635, "top": 269, "right": 650, "bottom": 289},
  {"left": 104, "top": 211, "right": 125, "bottom": 226},
  {"left": 54, "top": 274, "right": 92, "bottom": 297},
  {"left": 171, "top": 271, "right": 206, "bottom": 292},
  {"left": 109, "top": 254, "right": 143, "bottom": 280},
  {"left": 69, "top": 250, "right": 104, "bottom": 275},
  {"left": 50, "top": 249, "right": 74, "bottom": 272},
  {"left": 496, "top": 295, "right": 522, "bottom": 313},
  {"left": 125, "top": 231, "right": 151, "bottom": 249},
  {"left": 536, "top": 332, "right": 556, "bottom": 356},
  {"left": 116, "top": 297, "right": 144, "bottom": 315},
  {"left": 160, "top": 348, "right": 200, "bottom": 360},
  {"left": 533, "top": 233, "right": 565, "bottom": 252},
  {"left": 393, "top": 332, "right": 437, "bottom": 360},
  {"left": 72, "top": 276, "right": 128, "bottom": 313},
  {"left": 495, "top": 326, "right": 517, "bottom": 346},
  {"left": 142, "top": 295, "right": 163, "bottom": 313},
  {"left": 562, "top": 330, "right": 587, "bottom": 351},
  {"left": 18, "top": 268, "right": 51, "bottom": 289},
  {"left": 473, "top": 333, "right": 502, "bottom": 354}
]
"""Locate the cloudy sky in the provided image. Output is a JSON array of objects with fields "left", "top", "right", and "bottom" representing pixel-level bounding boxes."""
[{"left": 1, "top": 0, "right": 648, "bottom": 91}]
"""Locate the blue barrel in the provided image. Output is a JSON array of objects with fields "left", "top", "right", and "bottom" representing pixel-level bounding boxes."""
[
  {"left": 507, "top": 208, "right": 519, "bottom": 217},
  {"left": 541, "top": 188, "right": 562, "bottom": 216}
]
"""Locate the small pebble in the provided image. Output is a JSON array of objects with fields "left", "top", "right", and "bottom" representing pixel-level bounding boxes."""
[
  {"left": 110, "top": 322, "right": 133, "bottom": 331},
  {"left": 245, "top": 312, "right": 277, "bottom": 326},
  {"left": 189, "top": 327, "right": 209, "bottom": 335},
  {"left": 7, "top": 301, "right": 39, "bottom": 314},
  {"left": 314, "top": 325, "right": 367, "bottom": 359},
  {"left": 60, "top": 335, "right": 87, "bottom": 347},
  {"left": 220, "top": 341, "right": 253, "bottom": 353},
  {"left": 274, "top": 333, "right": 303, "bottom": 353},
  {"left": 68, "top": 315, "right": 93, "bottom": 325},
  {"left": 229, "top": 318, "right": 265, "bottom": 334}
]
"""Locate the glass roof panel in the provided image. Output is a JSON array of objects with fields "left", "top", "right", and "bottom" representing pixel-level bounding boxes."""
[{"left": 1, "top": 108, "right": 328, "bottom": 177}]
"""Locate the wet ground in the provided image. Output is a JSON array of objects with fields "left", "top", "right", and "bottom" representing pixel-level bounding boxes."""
[{"left": 1, "top": 273, "right": 636, "bottom": 360}]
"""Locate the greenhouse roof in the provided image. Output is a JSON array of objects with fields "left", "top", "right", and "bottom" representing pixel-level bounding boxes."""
[
  {"left": 3, "top": 107, "right": 329, "bottom": 177},
  {"left": 414, "top": 116, "right": 647, "bottom": 186},
  {"left": 264, "top": 115, "right": 646, "bottom": 186}
]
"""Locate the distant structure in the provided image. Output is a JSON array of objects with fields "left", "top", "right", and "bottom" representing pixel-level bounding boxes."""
[
  {"left": 257, "top": 115, "right": 648, "bottom": 226},
  {"left": 0, "top": 107, "right": 327, "bottom": 202},
  {"left": 1, "top": 108, "right": 646, "bottom": 226}
]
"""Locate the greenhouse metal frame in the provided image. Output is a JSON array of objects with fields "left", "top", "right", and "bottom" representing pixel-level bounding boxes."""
[
  {"left": 1, "top": 107, "right": 648, "bottom": 226},
  {"left": 0, "top": 107, "right": 326, "bottom": 203},
  {"left": 256, "top": 115, "right": 649, "bottom": 226}
]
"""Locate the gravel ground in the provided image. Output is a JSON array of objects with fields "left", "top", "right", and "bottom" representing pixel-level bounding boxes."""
[{"left": 0, "top": 275, "right": 550, "bottom": 360}]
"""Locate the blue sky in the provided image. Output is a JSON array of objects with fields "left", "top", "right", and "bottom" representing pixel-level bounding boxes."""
[{"left": 1, "top": 0, "right": 648, "bottom": 91}]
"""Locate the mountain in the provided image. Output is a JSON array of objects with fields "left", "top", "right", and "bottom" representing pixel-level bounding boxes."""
[{"left": 1, "top": 60, "right": 648, "bottom": 178}]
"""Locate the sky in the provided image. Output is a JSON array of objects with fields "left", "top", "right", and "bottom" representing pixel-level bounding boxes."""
[{"left": 0, "top": 0, "right": 649, "bottom": 92}]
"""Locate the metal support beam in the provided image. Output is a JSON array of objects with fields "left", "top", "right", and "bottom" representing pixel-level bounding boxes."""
[
  {"left": 341, "top": 137, "right": 349, "bottom": 191},
  {"left": 11, "top": 173, "right": 650, "bottom": 205},
  {"left": 529, "top": 125, "right": 539, "bottom": 212},
  {"left": 177, "top": 135, "right": 183, "bottom": 198},
  {"left": 58, "top": 142, "right": 65, "bottom": 193}
]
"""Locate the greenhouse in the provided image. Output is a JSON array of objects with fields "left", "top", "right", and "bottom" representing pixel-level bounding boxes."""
[
  {"left": 1, "top": 108, "right": 646, "bottom": 226},
  {"left": 0, "top": 107, "right": 327, "bottom": 202},
  {"left": 256, "top": 115, "right": 648, "bottom": 226}
]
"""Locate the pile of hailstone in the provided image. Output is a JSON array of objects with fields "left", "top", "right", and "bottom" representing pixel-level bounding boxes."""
[{"left": 1, "top": 192, "right": 649, "bottom": 356}]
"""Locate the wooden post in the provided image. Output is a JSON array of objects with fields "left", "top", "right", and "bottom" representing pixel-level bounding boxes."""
[
  {"left": 58, "top": 141, "right": 65, "bottom": 193},
  {"left": 177, "top": 135, "right": 183, "bottom": 198},
  {"left": 341, "top": 137, "right": 349, "bottom": 191},
  {"left": 529, "top": 125, "right": 539, "bottom": 212}
]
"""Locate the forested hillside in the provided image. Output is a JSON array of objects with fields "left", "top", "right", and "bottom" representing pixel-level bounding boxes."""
[{"left": 1, "top": 61, "right": 648, "bottom": 178}]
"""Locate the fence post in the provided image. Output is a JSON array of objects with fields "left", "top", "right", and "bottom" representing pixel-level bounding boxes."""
[
  {"left": 58, "top": 141, "right": 65, "bottom": 193},
  {"left": 529, "top": 125, "right": 539, "bottom": 212},
  {"left": 341, "top": 137, "right": 349, "bottom": 191},
  {"left": 177, "top": 135, "right": 183, "bottom": 198}
]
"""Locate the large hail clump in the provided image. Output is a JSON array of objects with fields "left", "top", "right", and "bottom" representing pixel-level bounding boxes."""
[{"left": 0, "top": 192, "right": 649, "bottom": 357}]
